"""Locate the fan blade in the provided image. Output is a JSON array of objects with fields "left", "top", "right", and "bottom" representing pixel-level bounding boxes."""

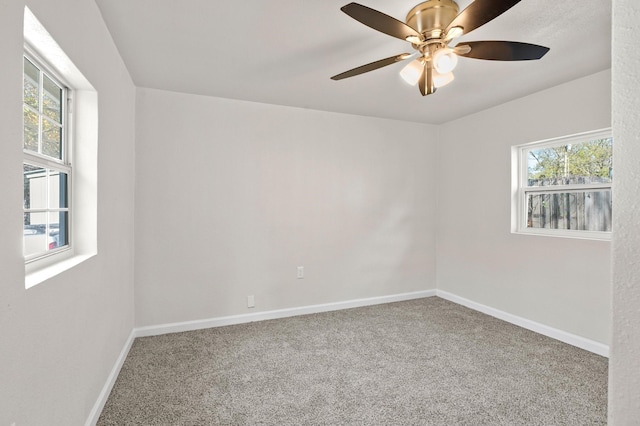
[
  {"left": 341, "top": 3, "right": 422, "bottom": 42},
  {"left": 419, "top": 61, "right": 436, "bottom": 96},
  {"left": 331, "top": 53, "right": 411, "bottom": 80},
  {"left": 457, "top": 41, "right": 550, "bottom": 61},
  {"left": 446, "top": 0, "right": 521, "bottom": 37}
]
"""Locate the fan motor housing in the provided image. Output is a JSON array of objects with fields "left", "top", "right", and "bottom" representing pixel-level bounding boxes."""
[{"left": 406, "top": 0, "right": 460, "bottom": 37}]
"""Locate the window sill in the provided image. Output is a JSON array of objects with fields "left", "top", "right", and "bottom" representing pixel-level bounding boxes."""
[
  {"left": 25, "top": 251, "right": 95, "bottom": 289},
  {"left": 513, "top": 228, "right": 611, "bottom": 241}
]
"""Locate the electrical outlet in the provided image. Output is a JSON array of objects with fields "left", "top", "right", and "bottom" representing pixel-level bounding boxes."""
[
  {"left": 247, "top": 295, "right": 255, "bottom": 308},
  {"left": 297, "top": 266, "right": 304, "bottom": 279}
]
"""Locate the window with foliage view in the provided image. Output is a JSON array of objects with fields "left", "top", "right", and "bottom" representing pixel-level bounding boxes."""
[
  {"left": 23, "top": 53, "right": 71, "bottom": 260},
  {"left": 515, "top": 130, "right": 612, "bottom": 239}
]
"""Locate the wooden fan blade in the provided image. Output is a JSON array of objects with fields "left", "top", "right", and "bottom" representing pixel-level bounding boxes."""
[
  {"left": 341, "top": 3, "right": 421, "bottom": 42},
  {"left": 418, "top": 61, "right": 436, "bottom": 96},
  {"left": 331, "top": 53, "right": 411, "bottom": 80},
  {"left": 446, "top": 0, "right": 521, "bottom": 37},
  {"left": 457, "top": 41, "right": 550, "bottom": 61}
]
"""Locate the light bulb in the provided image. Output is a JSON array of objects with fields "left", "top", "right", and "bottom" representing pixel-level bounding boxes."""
[
  {"left": 453, "top": 44, "right": 471, "bottom": 55},
  {"left": 433, "top": 48, "right": 458, "bottom": 74},
  {"left": 433, "top": 71, "right": 455, "bottom": 88},
  {"left": 399, "top": 59, "right": 424, "bottom": 86},
  {"left": 444, "top": 26, "right": 464, "bottom": 42}
]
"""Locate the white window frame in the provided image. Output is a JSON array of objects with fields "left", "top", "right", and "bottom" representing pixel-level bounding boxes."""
[
  {"left": 23, "top": 6, "right": 98, "bottom": 289},
  {"left": 512, "top": 128, "right": 612, "bottom": 241},
  {"left": 23, "top": 47, "right": 74, "bottom": 263}
]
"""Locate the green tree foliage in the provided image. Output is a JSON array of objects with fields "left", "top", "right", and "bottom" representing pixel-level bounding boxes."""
[
  {"left": 23, "top": 57, "right": 63, "bottom": 159},
  {"left": 528, "top": 138, "right": 612, "bottom": 185}
]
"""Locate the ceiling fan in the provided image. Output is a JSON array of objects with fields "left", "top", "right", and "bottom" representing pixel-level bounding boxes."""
[{"left": 331, "top": 0, "right": 549, "bottom": 95}]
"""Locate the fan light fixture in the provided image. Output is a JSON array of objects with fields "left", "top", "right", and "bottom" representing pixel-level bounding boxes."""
[
  {"left": 401, "top": 58, "right": 455, "bottom": 88},
  {"left": 331, "top": 0, "right": 550, "bottom": 96},
  {"left": 400, "top": 58, "right": 455, "bottom": 88}
]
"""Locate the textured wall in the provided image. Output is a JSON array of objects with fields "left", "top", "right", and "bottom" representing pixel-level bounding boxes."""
[
  {"left": 134, "top": 88, "right": 438, "bottom": 327},
  {"left": 0, "top": 1, "right": 136, "bottom": 424},
  {"left": 437, "top": 70, "right": 612, "bottom": 345},
  {"left": 609, "top": 0, "right": 640, "bottom": 422}
]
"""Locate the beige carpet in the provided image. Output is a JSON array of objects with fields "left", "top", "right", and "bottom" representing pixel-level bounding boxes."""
[{"left": 98, "top": 297, "right": 607, "bottom": 425}]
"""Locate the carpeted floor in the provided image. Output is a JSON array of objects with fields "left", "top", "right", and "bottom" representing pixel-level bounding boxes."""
[{"left": 98, "top": 297, "right": 608, "bottom": 425}]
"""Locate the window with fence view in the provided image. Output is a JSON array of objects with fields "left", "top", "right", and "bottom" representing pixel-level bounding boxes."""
[{"left": 517, "top": 130, "right": 612, "bottom": 238}]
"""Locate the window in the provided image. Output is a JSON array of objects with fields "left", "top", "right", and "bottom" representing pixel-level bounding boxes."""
[
  {"left": 23, "top": 6, "right": 98, "bottom": 288},
  {"left": 23, "top": 53, "right": 72, "bottom": 260},
  {"left": 513, "top": 129, "right": 612, "bottom": 240}
]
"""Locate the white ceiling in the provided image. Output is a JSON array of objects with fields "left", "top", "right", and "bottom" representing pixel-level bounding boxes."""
[{"left": 95, "top": 0, "right": 611, "bottom": 124}]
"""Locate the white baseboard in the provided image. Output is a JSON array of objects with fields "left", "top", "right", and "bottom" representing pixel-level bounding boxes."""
[
  {"left": 135, "top": 289, "right": 437, "bottom": 338},
  {"left": 85, "top": 329, "right": 136, "bottom": 426},
  {"left": 436, "top": 290, "right": 609, "bottom": 357}
]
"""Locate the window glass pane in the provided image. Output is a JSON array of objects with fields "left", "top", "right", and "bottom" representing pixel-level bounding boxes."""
[
  {"left": 43, "top": 74, "right": 62, "bottom": 123},
  {"left": 527, "top": 191, "right": 612, "bottom": 232},
  {"left": 23, "top": 106, "right": 39, "bottom": 152},
  {"left": 24, "top": 164, "right": 47, "bottom": 210},
  {"left": 49, "top": 211, "right": 68, "bottom": 249},
  {"left": 527, "top": 138, "right": 613, "bottom": 187},
  {"left": 23, "top": 166, "right": 70, "bottom": 256},
  {"left": 49, "top": 171, "right": 68, "bottom": 209},
  {"left": 42, "top": 118, "right": 62, "bottom": 159},
  {"left": 23, "top": 212, "right": 47, "bottom": 256},
  {"left": 23, "top": 57, "right": 39, "bottom": 110}
]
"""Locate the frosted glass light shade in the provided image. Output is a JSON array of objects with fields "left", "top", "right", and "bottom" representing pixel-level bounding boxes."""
[
  {"left": 433, "top": 48, "right": 458, "bottom": 74},
  {"left": 399, "top": 59, "right": 423, "bottom": 86},
  {"left": 433, "top": 71, "right": 455, "bottom": 88}
]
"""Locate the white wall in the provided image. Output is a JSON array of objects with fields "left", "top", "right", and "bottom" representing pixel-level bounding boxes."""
[
  {"left": 0, "top": 1, "right": 621, "bottom": 422},
  {"left": 437, "top": 70, "right": 612, "bottom": 345},
  {"left": 610, "top": 0, "right": 640, "bottom": 421},
  {"left": 0, "top": 0, "right": 136, "bottom": 424},
  {"left": 134, "top": 88, "right": 437, "bottom": 327}
]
